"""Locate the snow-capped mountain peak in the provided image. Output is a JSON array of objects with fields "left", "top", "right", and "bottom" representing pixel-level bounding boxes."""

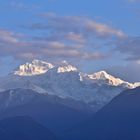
[
  {"left": 14, "top": 60, "right": 54, "bottom": 76},
  {"left": 86, "top": 70, "right": 140, "bottom": 88},
  {"left": 89, "top": 71, "right": 111, "bottom": 79},
  {"left": 88, "top": 70, "right": 127, "bottom": 86},
  {"left": 57, "top": 61, "right": 78, "bottom": 73}
]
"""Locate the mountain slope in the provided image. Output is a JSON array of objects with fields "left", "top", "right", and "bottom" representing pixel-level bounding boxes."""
[
  {"left": 63, "top": 87, "right": 140, "bottom": 140},
  {"left": 0, "top": 89, "right": 93, "bottom": 134},
  {"left": 0, "top": 116, "right": 57, "bottom": 140}
]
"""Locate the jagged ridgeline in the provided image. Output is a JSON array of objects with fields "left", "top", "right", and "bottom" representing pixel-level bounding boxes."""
[{"left": 0, "top": 59, "right": 140, "bottom": 112}]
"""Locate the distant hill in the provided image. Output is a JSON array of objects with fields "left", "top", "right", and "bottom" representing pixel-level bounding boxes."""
[
  {"left": 0, "top": 88, "right": 92, "bottom": 134},
  {"left": 63, "top": 87, "right": 140, "bottom": 140},
  {"left": 0, "top": 116, "right": 57, "bottom": 140}
]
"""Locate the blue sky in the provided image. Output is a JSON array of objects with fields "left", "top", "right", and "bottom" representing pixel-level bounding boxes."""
[{"left": 0, "top": 0, "right": 140, "bottom": 82}]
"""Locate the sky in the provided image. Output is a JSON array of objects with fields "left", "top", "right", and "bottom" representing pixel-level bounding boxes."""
[{"left": 0, "top": 0, "right": 140, "bottom": 82}]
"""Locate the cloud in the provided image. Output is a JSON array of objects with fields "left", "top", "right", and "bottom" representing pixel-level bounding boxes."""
[
  {"left": 84, "top": 19, "right": 125, "bottom": 38},
  {"left": 65, "top": 32, "right": 86, "bottom": 43},
  {"left": 114, "top": 36, "right": 140, "bottom": 61},
  {"left": 0, "top": 29, "right": 106, "bottom": 61},
  {"left": 0, "top": 13, "right": 128, "bottom": 63},
  {"left": 32, "top": 13, "right": 126, "bottom": 40},
  {"left": 0, "top": 29, "right": 19, "bottom": 44}
]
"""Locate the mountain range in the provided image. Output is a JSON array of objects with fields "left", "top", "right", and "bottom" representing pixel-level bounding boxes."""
[
  {"left": 0, "top": 59, "right": 140, "bottom": 139},
  {"left": 0, "top": 59, "right": 140, "bottom": 112}
]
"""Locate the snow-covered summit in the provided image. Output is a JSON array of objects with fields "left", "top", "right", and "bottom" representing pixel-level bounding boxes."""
[
  {"left": 14, "top": 60, "right": 54, "bottom": 76},
  {"left": 14, "top": 60, "right": 78, "bottom": 76},
  {"left": 87, "top": 70, "right": 140, "bottom": 88},
  {"left": 88, "top": 71, "right": 125, "bottom": 86},
  {"left": 57, "top": 61, "right": 78, "bottom": 73}
]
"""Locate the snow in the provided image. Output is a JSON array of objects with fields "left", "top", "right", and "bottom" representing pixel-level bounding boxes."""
[
  {"left": 57, "top": 61, "right": 78, "bottom": 73},
  {"left": 88, "top": 70, "right": 124, "bottom": 86},
  {"left": 86, "top": 70, "right": 137, "bottom": 88},
  {"left": 14, "top": 60, "right": 54, "bottom": 76}
]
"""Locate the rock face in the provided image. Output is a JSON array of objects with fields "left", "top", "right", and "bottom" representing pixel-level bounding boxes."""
[{"left": 0, "top": 59, "right": 140, "bottom": 112}]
